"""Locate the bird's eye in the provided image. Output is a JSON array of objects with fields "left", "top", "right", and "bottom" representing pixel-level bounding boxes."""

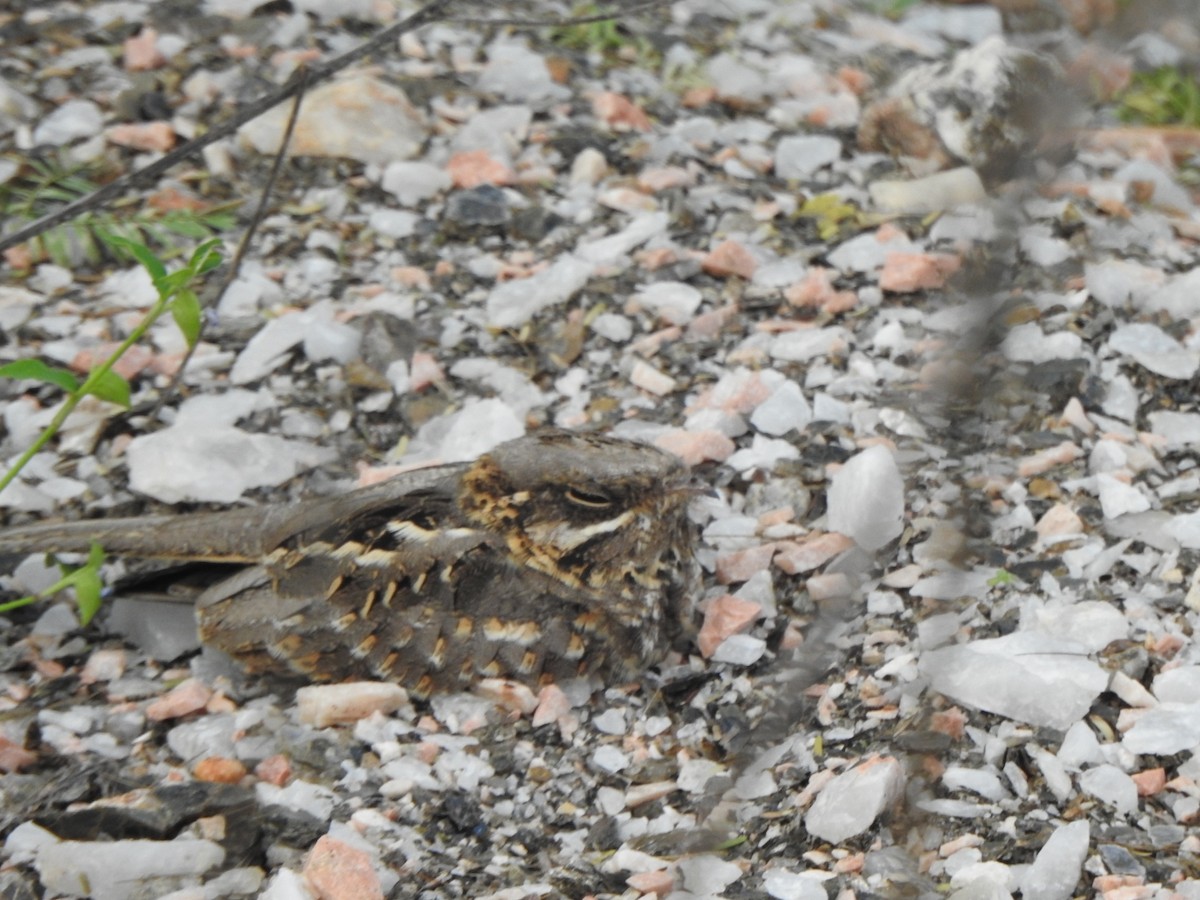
[{"left": 565, "top": 486, "right": 614, "bottom": 509}]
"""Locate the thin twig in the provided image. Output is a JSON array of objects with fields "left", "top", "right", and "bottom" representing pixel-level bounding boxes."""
[
  {"left": 0, "top": 0, "right": 458, "bottom": 255},
  {"left": 150, "top": 69, "right": 311, "bottom": 418},
  {"left": 448, "top": 0, "right": 669, "bottom": 28}
]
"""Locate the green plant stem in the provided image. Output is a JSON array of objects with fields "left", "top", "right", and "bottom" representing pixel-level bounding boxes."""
[{"left": 0, "top": 297, "right": 171, "bottom": 496}]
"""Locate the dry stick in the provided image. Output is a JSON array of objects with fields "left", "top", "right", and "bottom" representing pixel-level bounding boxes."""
[
  {"left": 451, "top": 0, "right": 670, "bottom": 28},
  {"left": 149, "top": 69, "right": 311, "bottom": 419},
  {"left": 0, "top": 0, "right": 458, "bottom": 255}
]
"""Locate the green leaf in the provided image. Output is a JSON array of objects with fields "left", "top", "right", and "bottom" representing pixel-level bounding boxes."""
[
  {"left": 85, "top": 369, "right": 132, "bottom": 407},
  {"left": 190, "top": 238, "right": 223, "bottom": 275},
  {"left": 160, "top": 216, "right": 208, "bottom": 238},
  {"left": 0, "top": 359, "right": 80, "bottom": 392},
  {"left": 102, "top": 233, "right": 168, "bottom": 283},
  {"left": 988, "top": 569, "right": 1015, "bottom": 587},
  {"left": 69, "top": 543, "right": 106, "bottom": 625},
  {"left": 159, "top": 270, "right": 192, "bottom": 295},
  {"left": 171, "top": 289, "right": 203, "bottom": 347},
  {"left": 204, "top": 213, "right": 237, "bottom": 230}
]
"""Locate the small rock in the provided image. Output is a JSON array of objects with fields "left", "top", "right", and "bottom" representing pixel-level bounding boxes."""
[
  {"left": 711, "top": 633, "right": 767, "bottom": 665},
  {"left": 869, "top": 167, "right": 988, "bottom": 214},
  {"left": 194, "top": 756, "right": 249, "bottom": 784},
  {"left": 106, "top": 122, "right": 176, "bottom": 152},
  {"left": 239, "top": 74, "right": 425, "bottom": 166},
  {"left": 805, "top": 756, "right": 905, "bottom": 843},
  {"left": 750, "top": 380, "right": 812, "bottom": 436},
  {"left": 303, "top": 835, "right": 384, "bottom": 900},
  {"left": 698, "top": 595, "right": 763, "bottom": 657},
  {"left": 773, "top": 532, "right": 856, "bottom": 575},
  {"left": 654, "top": 429, "right": 736, "bottom": 466},
  {"left": 592, "top": 91, "right": 652, "bottom": 131},
  {"left": 1109, "top": 323, "right": 1199, "bottom": 380},
  {"left": 827, "top": 446, "right": 905, "bottom": 551},
  {"left": 146, "top": 678, "right": 214, "bottom": 722},
  {"left": 629, "top": 360, "right": 676, "bottom": 395},
  {"left": 296, "top": 682, "right": 409, "bottom": 728},
  {"left": 775, "top": 135, "right": 842, "bottom": 179},
  {"left": 591, "top": 745, "right": 629, "bottom": 774},
  {"left": 677, "top": 855, "right": 744, "bottom": 894},
  {"left": 33, "top": 99, "right": 104, "bottom": 146},
  {"left": 702, "top": 240, "right": 758, "bottom": 279},
  {"left": 486, "top": 256, "right": 592, "bottom": 328},
  {"left": 1018, "top": 820, "right": 1089, "bottom": 900},
  {"left": 381, "top": 161, "right": 451, "bottom": 206},
  {"left": 632, "top": 281, "right": 702, "bottom": 325},
  {"left": 879, "top": 251, "right": 960, "bottom": 293},
  {"left": 446, "top": 149, "right": 514, "bottom": 188},
  {"left": 36, "top": 838, "right": 225, "bottom": 900},
  {"left": 474, "top": 679, "right": 537, "bottom": 715},
  {"left": 920, "top": 633, "right": 1107, "bottom": 731}
]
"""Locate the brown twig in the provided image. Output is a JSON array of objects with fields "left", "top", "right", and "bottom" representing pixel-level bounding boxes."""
[
  {"left": 449, "top": 0, "right": 670, "bottom": 28},
  {"left": 149, "top": 68, "right": 311, "bottom": 418}
]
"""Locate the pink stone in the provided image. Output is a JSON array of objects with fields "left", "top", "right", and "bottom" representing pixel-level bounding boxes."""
[
  {"left": 625, "top": 781, "right": 678, "bottom": 807},
  {"left": 879, "top": 252, "right": 961, "bottom": 293},
  {"left": 627, "top": 869, "right": 674, "bottom": 895},
  {"left": 715, "top": 544, "right": 776, "bottom": 584},
  {"left": 654, "top": 429, "right": 735, "bottom": 466},
  {"left": 688, "top": 369, "right": 771, "bottom": 415},
  {"left": 409, "top": 351, "right": 445, "bottom": 391},
  {"left": 145, "top": 678, "right": 213, "bottom": 722},
  {"left": 446, "top": 149, "right": 513, "bottom": 188},
  {"left": 599, "top": 187, "right": 657, "bottom": 213},
  {"left": 637, "top": 166, "right": 694, "bottom": 192},
  {"left": 1132, "top": 768, "right": 1166, "bottom": 796},
  {"left": 686, "top": 303, "right": 738, "bottom": 340},
  {"left": 636, "top": 247, "right": 679, "bottom": 270},
  {"left": 80, "top": 648, "right": 127, "bottom": 684},
  {"left": 532, "top": 684, "right": 572, "bottom": 728},
  {"left": 390, "top": 266, "right": 431, "bottom": 289},
  {"left": 806, "top": 572, "right": 852, "bottom": 601},
  {"left": 1018, "top": 441, "right": 1083, "bottom": 477},
  {"left": 304, "top": 835, "right": 384, "bottom": 900},
  {"left": 295, "top": 682, "right": 408, "bottom": 728},
  {"left": 784, "top": 267, "right": 858, "bottom": 314},
  {"left": 254, "top": 754, "right": 293, "bottom": 786},
  {"left": 702, "top": 239, "right": 757, "bottom": 279},
  {"left": 72, "top": 344, "right": 154, "bottom": 380},
  {"left": 106, "top": 122, "right": 177, "bottom": 152},
  {"left": 630, "top": 360, "right": 676, "bottom": 395},
  {"left": 0, "top": 735, "right": 37, "bottom": 773},
  {"left": 1035, "top": 503, "right": 1084, "bottom": 539},
  {"left": 628, "top": 326, "right": 682, "bottom": 358},
  {"left": 756, "top": 507, "right": 794, "bottom": 529},
  {"left": 592, "top": 91, "right": 653, "bottom": 132},
  {"left": 475, "top": 678, "right": 538, "bottom": 715},
  {"left": 774, "top": 532, "right": 855, "bottom": 575},
  {"left": 939, "top": 833, "right": 984, "bottom": 857},
  {"left": 124, "top": 28, "right": 166, "bottom": 71},
  {"left": 193, "top": 756, "right": 248, "bottom": 784},
  {"left": 698, "top": 595, "right": 764, "bottom": 657}
]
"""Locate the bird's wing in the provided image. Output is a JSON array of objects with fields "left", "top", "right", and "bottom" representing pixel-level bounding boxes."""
[{"left": 196, "top": 533, "right": 618, "bottom": 694}]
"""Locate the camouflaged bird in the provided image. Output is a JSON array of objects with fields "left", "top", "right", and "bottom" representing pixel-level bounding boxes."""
[{"left": 0, "top": 430, "right": 700, "bottom": 697}]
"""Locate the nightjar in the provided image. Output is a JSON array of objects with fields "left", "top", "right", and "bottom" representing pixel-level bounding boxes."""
[{"left": 0, "top": 430, "right": 700, "bottom": 697}]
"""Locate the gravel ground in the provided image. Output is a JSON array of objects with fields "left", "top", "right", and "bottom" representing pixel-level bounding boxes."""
[{"left": 3, "top": 1, "right": 1200, "bottom": 898}]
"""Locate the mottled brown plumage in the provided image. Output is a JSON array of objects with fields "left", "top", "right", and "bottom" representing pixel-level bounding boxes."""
[{"left": 0, "top": 430, "right": 700, "bottom": 696}]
